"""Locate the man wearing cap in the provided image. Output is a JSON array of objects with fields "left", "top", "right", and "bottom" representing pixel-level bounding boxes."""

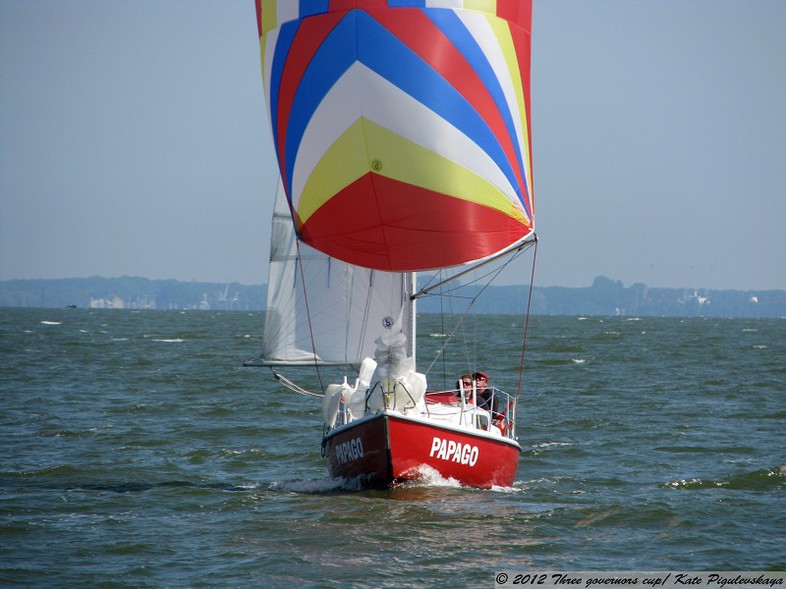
[{"left": 471, "top": 372, "right": 496, "bottom": 413}]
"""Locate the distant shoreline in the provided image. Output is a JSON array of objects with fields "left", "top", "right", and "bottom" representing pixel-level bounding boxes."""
[{"left": 2, "top": 276, "right": 784, "bottom": 318}]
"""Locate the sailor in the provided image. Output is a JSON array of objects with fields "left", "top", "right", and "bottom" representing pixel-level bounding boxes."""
[
  {"left": 471, "top": 372, "right": 497, "bottom": 413},
  {"left": 462, "top": 372, "right": 504, "bottom": 425},
  {"left": 458, "top": 372, "right": 494, "bottom": 409},
  {"left": 461, "top": 372, "right": 506, "bottom": 431}
]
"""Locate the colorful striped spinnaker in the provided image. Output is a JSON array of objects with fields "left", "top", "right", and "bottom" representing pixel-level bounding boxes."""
[{"left": 255, "top": 0, "right": 534, "bottom": 272}]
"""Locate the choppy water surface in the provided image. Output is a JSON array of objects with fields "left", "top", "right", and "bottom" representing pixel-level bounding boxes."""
[{"left": 1, "top": 309, "right": 784, "bottom": 587}]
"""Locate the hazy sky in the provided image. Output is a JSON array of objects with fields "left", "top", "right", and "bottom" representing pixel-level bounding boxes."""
[{"left": 2, "top": 1, "right": 785, "bottom": 290}]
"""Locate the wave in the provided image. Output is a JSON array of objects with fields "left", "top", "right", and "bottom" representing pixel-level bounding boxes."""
[
  {"left": 0, "top": 475, "right": 248, "bottom": 494},
  {"left": 665, "top": 466, "right": 786, "bottom": 491},
  {"left": 655, "top": 445, "right": 758, "bottom": 454}
]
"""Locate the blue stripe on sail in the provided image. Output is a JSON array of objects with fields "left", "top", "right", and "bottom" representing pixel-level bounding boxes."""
[
  {"left": 283, "top": 13, "right": 358, "bottom": 197},
  {"left": 269, "top": 20, "right": 300, "bottom": 168},
  {"left": 299, "top": 0, "right": 329, "bottom": 19}
]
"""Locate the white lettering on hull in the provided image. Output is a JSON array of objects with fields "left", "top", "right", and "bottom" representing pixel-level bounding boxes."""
[
  {"left": 429, "top": 436, "right": 479, "bottom": 466},
  {"left": 335, "top": 437, "right": 364, "bottom": 465}
]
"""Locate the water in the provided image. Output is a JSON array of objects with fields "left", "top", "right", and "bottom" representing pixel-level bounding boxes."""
[{"left": 1, "top": 308, "right": 784, "bottom": 587}]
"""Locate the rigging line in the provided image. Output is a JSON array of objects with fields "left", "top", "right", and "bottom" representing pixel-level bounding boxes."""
[
  {"left": 438, "top": 270, "right": 448, "bottom": 389},
  {"left": 418, "top": 245, "right": 531, "bottom": 305},
  {"left": 354, "top": 269, "right": 373, "bottom": 363},
  {"left": 271, "top": 368, "right": 324, "bottom": 398},
  {"left": 423, "top": 245, "right": 529, "bottom": 379},
  {"left": 458, "top": 250, "right": 522, "bottom": 375},
  {"left": 424, "top": 304, "right": 471, "bottom": 377},
  {"left": 515, "top": 235, "right": 539, "bottom": 400},
  {"left": 413, "top": 236, "right": 536, "bottom": 299},
  {"left": 424, "top": 255, "right": 513, "bottom": 378},
  {"left": 424, "top": 273, "right": 468, "bottom": 377},
  {"left": 295, "top": 239, "right": 326, "bottom": 394},
  {"left": 434, "top": 269, "right": 464, "bottom": 390}
]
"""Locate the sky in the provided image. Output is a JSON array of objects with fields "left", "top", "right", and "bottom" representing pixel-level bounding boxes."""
[{"left": 1, "top": 0, "right": 785, "bottom": 291}]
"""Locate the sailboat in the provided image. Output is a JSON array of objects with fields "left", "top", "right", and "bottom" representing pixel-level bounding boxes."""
[{"left": 247, "top": 1, "right": 536, "bottom": 489}]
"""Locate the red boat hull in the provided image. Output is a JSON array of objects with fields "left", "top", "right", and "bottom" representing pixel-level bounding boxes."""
[{"left": 323, "top": 412, "right": 520, "bottom": 489}]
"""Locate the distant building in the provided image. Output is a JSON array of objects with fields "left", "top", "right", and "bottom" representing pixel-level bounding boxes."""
[{"left": 90, "top": 295, "right": 125, "bottom": 309}]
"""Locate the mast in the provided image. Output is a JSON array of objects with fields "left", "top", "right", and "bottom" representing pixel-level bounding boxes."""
[{"left": 408, "top": 272, "right": 417, "bottom": 364}]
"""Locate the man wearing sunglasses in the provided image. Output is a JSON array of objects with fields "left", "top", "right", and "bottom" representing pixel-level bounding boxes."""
[{"left": 458, "top": 372, "right": 498, "bottom": 413}]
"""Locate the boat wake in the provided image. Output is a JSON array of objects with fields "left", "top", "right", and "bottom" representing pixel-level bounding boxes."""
[
  {"left": 269, "top": 476, "right": 372, "bottom": 494},
  {"left": 398, "top": 466, "right": 524, "bottom": 493},
  {"left": 269, "top": 465, "right": 527, "bottom": 495},
  {"left": 269, "top": 468, "right": 465, "bottom": 494},
  {"left": 396, "top": 465, "right": 462, "bottom": 488}
]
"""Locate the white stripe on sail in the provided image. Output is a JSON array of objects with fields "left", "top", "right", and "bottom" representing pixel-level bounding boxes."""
[{"left": 290, "top": 62, "right": 518, "bottom": 213}]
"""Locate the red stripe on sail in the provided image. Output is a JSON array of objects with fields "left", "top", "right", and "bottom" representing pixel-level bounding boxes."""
[
  {"left": 497, "top": 0, "right": 532, "bottom": 32},
  {"left": 328, "top": 0, "right": 387, "bottom": 10},
  {"left": 254, "top": 0, "right": 263, "bottom": 38},
  {"left": 297, "top": 174, "right": 530, "bottom": 272}
]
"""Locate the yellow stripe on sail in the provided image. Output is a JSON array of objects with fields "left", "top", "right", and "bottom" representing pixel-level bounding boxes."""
[
  {"left": 297, "top": 118, "right": 526, "bottom": 226},
  {"left": 462, "top": 0, "right": 498, "bottom": 16},
  {"left": 487, "top": 14, "right": 533, "bottom": 211},
  {"left": 296, "top": 120, "right": 369, "bottom": 222},
  {"left": 260, "top": 0, "right": 278, "bottom": 36}
]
